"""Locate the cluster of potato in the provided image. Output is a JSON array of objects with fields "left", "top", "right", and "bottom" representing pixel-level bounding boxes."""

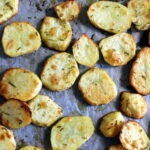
[{"left": 0, "top": 0, "right": 150, "bottom": 150}]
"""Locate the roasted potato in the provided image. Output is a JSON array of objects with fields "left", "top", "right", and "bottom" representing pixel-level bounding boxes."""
[
  {"left": 0, "top": 68, "right": 42, "bottom": 101},
  {"left": 28, "top": 95, "right": 62, "bottom": 127},
  {"left": 41, "top": 52, "right": 79, "bottom": 91},
  {"left": 99, "top": 111, "right": 125, "bottom": 137},
  {"left": 87, "top": 1, "right": 132, "bottom": 33},
  {"left": 51, "top": 116, "right": 94, "bottom": 150},
  {"left": 78, "top": 68, "right": 117, "bottom": 105},
  {"left": 2, "top": 22, "right": 41, "bottom": 57}
]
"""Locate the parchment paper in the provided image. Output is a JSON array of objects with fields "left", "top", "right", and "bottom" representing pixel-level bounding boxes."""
[{"left": 0, "top": 0, "right": 149, "bottom": 150}]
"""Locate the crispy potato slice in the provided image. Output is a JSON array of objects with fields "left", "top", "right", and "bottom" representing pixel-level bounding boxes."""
[
  {"left": 120, "top": 92, "right": 148, "bottom": 119},
  {"left": 108, "top": 145, "right": 126, "bottom": 150},
  {"left": 0, "top": 68, "right": 42, "bottom": 101},
  {"left": 72, "top": 34, "right": 99, "bottom": 67},
  {"left": 19, "top": 145, "right": 44, "bottom": 150},
  {"left": 128, "top": 0, "right": 150, "bottom": 30},
  {"left": 51, "top": 116, "right": 94, "bottom": 150},
  {"left": 78, "top": 68, "right": 117, "bottom": 105},
  {"left": 2, "top": 22, "right": 41, "bottom": 57},
  {"left": 120, "top": 121, "right": 150, "bottom": 150},
  {"left": 41, "top": 52, "right": 79, "bottom": 91},
  {"left": 40, "top": 17, "right": 72, "bottom": 51},
  {"left": 99, "top": 112, "right": 125, "bottom": 137},
  {"left": 130, "top": 47, "right": 150, "bottom": 95},
  {"left": 99, "top": 33, "right": 136, "bottom": 66},
  {"left": 28, "top": 95, "right": 62, "bottom": 127},
  {"left": 54, "top": 0, "right": 80, "bottom": 21},
  {"left": 0, "top": 0, "right": 19, "bottom": 24},
  {"left": 0, "top": 99, "right": 31, "bottom": 129},
  {"left": 87, "top": 1, "right": 132, "bottom": 33},
  {"left": 0, "top": 125, "right": 16, "bottom": 150}
]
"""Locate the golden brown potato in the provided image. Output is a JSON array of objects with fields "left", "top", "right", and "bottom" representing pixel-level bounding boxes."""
[
  {"left": 130, "top": 47, "right": 150, "bottom": 95},
  {"left": 120, "top": 121, "right": 150, "bottom": 150},
  {"left": 120, "top": 92, "right": 148, "bottom": 119},
  {"left": 99, "top": 111, "right": 125, "bottom": 137}
]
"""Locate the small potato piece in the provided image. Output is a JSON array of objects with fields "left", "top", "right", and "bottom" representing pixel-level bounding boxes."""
[
  {"left": 130, "top": 47, "right": 150, "bottom": 95},
  {"left": 0, "top": 125, "right": 16, "bottom": 150},
  {"left": 40, "top": 17, "right": 72, "bottom": 51},
  {"left": 87, "top": 1, "right": 132, "bottom": 33},
  {"left": 128, "top": 0, "right": 150, "bottom": 30},
  {"left": 0, "top": 68, "right": 42, "bottom": 101},
  {"left": 78, "top": 68, "right": 117, "bottom": 105},
  {"left": 0, "top": 99, "right": 31, "bottom": 129},
  {"left": 0, "top": 0, "right": 19, "bottom": 24},
  {"left": 120, "top": 92, "right": 148, "bottom": 119},
  {"left": 2, "top": 22, "right": 41, "bottom": 57},
  {"left": 99, "top": 33, "right": 136, "bottom": 66},
  {"left": 99, "top": 112, "right": 125, "bottom": 137},
  {"left": 108, "top": 145, "right": 126, "bottom": 150},
  {"left": 54, "top": 0, "right": 80, "bottom": 21},
  {"left": 41, "top": 52, "right": 79, "bottom": 91},
  {"left": 72, "top": 34, "right": 99, "bottom": 67},
  {"left": 51, "top": 116, "right": 94, "bottom": 150},
  {"left": 28, "top": 95, "right": 62, "bottom": 127},
  {"left": 19, "top": 145, "right": 44, "bottom": 150},
  {"left": 120, "top": 121, "right": 150, "bottom": 150}
]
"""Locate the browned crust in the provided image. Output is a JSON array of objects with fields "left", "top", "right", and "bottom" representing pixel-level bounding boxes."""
[
  {"left": 72, "top": 33, "right": 99, "bottom": 68},
  {"left": 129, "top": 47, "right": 150, "bottom": 95},
  {"left": 99, "top": 33, "right": 136, "bottom": 67},
  {"left": 0, "top": 99, "right": 32, "bottom": 128},
  {"left": 0, "top": 0, "right": 19, "bottom": 25},
  {"left": 54, "top": 0, "right": 80, "bottom": 21},
  {"left": 2, "top": 22, "right": 41, "bottom": 57},
  {"left": 119, "top": 120, "right": 146, "bottom": 150},
  {"left": 87, "top": 2, "right": 132, "bottom": 34},
  {"left": 78, "top": 83, "right": 98, "bottom": 106},
  {"left": 40, "top": 16, "right": 72, "bottom": 51},
  {"left": 119, "top": 92, "right": 148, "bottom": 119}
]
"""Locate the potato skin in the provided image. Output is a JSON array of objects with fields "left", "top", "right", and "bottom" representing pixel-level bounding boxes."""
[
  {"left": 120, "top": 92, "right": 148, "bottom": 119},
  {"left": 130, "top": 47, "right": 150, "bottom": 95},
  {"left": 99, "top": 111, "right": 125, "bottom": 138}
]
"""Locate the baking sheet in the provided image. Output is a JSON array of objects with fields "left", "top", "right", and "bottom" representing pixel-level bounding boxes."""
[{"left": 0, "top": 0, "right": 149, "bottom": 150}]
